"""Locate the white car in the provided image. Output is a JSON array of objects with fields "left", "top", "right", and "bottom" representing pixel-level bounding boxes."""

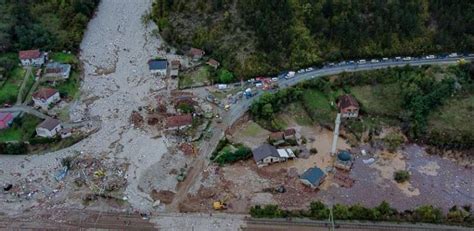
[
  {"left": 271, "top": 77, "right": 278, "bottom": 82},
  {"left": 306, "top": 67, "right": 314, "bottom": 71},
  {"left": 448, "top": 53, "right": 458, "bottom": 58},
  {"left": 426, "top": 55, "right": 435, "bottom": 59},
  {"left": 395, "top": 56, "right": 402, "bottom": 60},
  {"left": 402, "top": 57, "right": 412, "bottom": 61},
  {"left": 382, "top": 57, "right": 389, "bottom": 61},
  {"left": 371, "top": 59, "right": 379, "bottom": 63},
  {"left": 358, "top": 59, "right": 366, "bottom": 64}
]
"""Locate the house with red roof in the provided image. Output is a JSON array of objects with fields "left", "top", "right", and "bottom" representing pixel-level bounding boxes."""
[
  {"left": 166, "top": 114, "right": 193, "bottom": 130},
  {"left": 32, "top": 88, "right": 60, "bottom": 110},
  {"left": 0, "top": 112, "right": 14, "bottom": 129},
  {"left": 337, "top": 94, "right": 359, "bottom": 118},
  {"left": 188, "top": 48, "right": 205, "bottom": 61},
  {"left": 206, "top": 59, "right": 220, "bottom": 69},
  {"left": 19, "top": 49, "right": 45, "bottom": 66}
]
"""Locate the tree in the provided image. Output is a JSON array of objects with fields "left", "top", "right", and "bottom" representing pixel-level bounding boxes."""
[{"left": 218, "top": 69, "right": 234, "bottom": 83}]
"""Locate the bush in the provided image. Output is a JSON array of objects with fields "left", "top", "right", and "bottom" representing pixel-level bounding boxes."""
[
  {"left": 212, "top": 144, "right": 252, "bottom": 165},
  {"left": 250, "top": 205, "right": 284, "bottom": 218},
  {"left": 414, "top": 205, "right": 443, "bottom": 223},
  {"left": 383, "top": 132, "right": 405, "bottom": 152},
  {"left": 3, "top": 142, "right": 27, "bottom": 154},
  {"left": 394, "top": 170, "right": 410, "bottom": 183}
]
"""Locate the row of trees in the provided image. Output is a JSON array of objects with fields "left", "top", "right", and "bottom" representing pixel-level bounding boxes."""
[
  {"left": 0, "top": 0, "right": 99, "bottom": 53},
  {"left": 250, "top": 201, "right": 473, "bottom": 226}
]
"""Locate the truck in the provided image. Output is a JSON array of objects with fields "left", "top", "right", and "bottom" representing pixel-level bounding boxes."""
[
  {"left": 244, "top": 88, "right": 254, "bottom": 99},
  {"left": 285, "top": 71, "right": 295, "bottom": 79}
]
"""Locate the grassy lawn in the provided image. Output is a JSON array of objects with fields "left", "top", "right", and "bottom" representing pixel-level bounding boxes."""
[
  {"left": 301, "top": 89, "right": 337, "bottom": 125},
  {"left": 241, "top": 121, "right": 265, "bottom": 137},
  {"left": 49, "top": 52, "right": 79, "bottom": 65},
  {"left": 56, "top": 71, "right": 80, "bottom": 99},
  {"left": 179, "top": 66, "right": 210, "bottom": 89},
  {"left": 350, "top": 83, "right": 403, "bottom": 117},
  {"left": 0, "top": 67, "right": 26, "bottom": 104},
  {"left": 281, "top": 102, "right": 313, "bottom": 126},
  {"left": 42, "top": 71, "right": 80, "bottom": 100},
  {"left": 0, "top": 114, "right": 41, "bottom": 142},
  {"left": 427, "top": 94, "right": 473, "bottom": 135}
]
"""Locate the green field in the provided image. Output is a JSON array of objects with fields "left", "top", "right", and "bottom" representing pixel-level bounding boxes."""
[
  {"left": 0, "top": 67, "right": 26, "bottom": 104},
  {"left": 301, "top": 89, "right": 337, "bottom": 125},
  {"left": 428, "top": 94, "right": 473, "bottom": 135},
  {"left": 41, "top": 71, "right": 80, "bottom": 100},
  {"left": 350, "top": 83, "right": 403, "bottom": 117},
  {"left": 282, "top": 102, "right": 313, "bottom": 126},
  {"left": 49, "top": 52, "right": 79, "bottom": 65},
  {"left": 0, "top": 114, "right": 41, "bottom": 142},
  {"left": 179, "top": 66, "right": 210, "bottom": 89}
]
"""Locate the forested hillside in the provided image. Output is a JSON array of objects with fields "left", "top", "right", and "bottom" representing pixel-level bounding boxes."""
[
  {"left": 0, "top": 0, "right": 99, "bottom": 52},
  {"left": 152, "top": 0, "right": 474, "bottom": 78}
]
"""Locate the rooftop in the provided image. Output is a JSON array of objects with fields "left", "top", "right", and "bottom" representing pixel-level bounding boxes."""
[
  {"left": 166, "top": 114, "right": 193, "bottom": 128},
  {"left": 32, "top": 88, "right": 58, "bottom": 100},
  {"left": 252, "top": 144, "right": 279, "bottom": 162},
  {"left": 337, "top": 150, "right": 352, "bottom": 162},
  {"left": 38, "top": 118, "right": 61, "bottom": 131},
  {"left": 19, "top": 49, "right": 42, "bottom": 59},
  {"left": 338, "top": 94, "right": 359, "bottom": 109},
  {"left": 148, "top": 59, "right": 168, "bottom": 70},
  {"left": 300, "top": 167, "right": 325, "bottom": 186},
  {"left": 189, "top": 48, "right": 205, "bottom": 57}
]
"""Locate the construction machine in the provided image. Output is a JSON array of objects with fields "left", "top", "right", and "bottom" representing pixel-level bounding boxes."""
[{"left": 212, "top": 195, "right": 230, "bottom": 210}]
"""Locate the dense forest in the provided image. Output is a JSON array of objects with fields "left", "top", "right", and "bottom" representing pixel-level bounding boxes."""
[
  {"left": 152, "top": 0, "right": 474, "bottom": 78},
  {"left": 0, "top": 0, "right": 99, "bottom": 52},
  {"left": 0, "top": 0, "right": 99, "bottom": 78}
]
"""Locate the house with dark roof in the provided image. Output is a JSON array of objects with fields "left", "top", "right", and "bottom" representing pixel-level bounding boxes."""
[
  {"left": 189, "top": 48, "right": 205, "bottom": 61},
  {"left": 44, "top": 62, "right": 71, "bottom": 79},
  {"left": 148, "top": 59, "right": 168, "bottom": 76},
  {"left": 0, "top": 112, "right": 14, "bottom": 129},
  {"left": 252, "top": 144, "right": 283, "bottom": 167},
  {"left": 337, "top": 94, "right": 359, "bottom": 118},
  {"left": 32, "top": 88, "right": 60, "bottom": 110},
  {"left": 206, "top": 59, "right": 220, "bottom": 69},
  {"left": 166, "top": 114, "right": 193, "bottom": 130},
  {"left": 300, "top": 167, "right": 326, "bottom": 189},
  {"left": 36, "top": 118, "right": 62, "bottom": 138},
  {"left": 19, "top": 49, "right": 45, "bottom": 66}
]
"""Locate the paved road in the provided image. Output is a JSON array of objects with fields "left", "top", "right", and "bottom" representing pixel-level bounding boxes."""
[
  {"left": 222, "top": 56, "right": 473, "bottom": 126},
  {"left": 0, "top": 105, "right": 49, "bottom": 119}
]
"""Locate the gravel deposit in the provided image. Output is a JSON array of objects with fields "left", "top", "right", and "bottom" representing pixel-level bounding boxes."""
[{"left": 0, "top": 0, "right": 180, "bottom": 216}]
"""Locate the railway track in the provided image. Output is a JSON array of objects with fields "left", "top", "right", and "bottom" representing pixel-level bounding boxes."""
[{"left": 245, "top": 218, "right": 472, "bottom": 231}]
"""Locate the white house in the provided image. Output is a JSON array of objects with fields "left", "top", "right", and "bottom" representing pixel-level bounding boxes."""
[
  {"left": 32, "top": 88, "right": 60, "bottom": 110},
  {"left": 19, "top": 49, "right": 45, "bottom": 66},
  {"left": 44, "top": 62, "right": 71, "bottom": 79},
  {"left": 252, "top": 144, "right": 295, "bottom": 167},
  {"left": 36, "top": 118, "right": 62, "bottom": 138},
  {"left": 148, "top": 59, "right": 168, "bottom": 76}
]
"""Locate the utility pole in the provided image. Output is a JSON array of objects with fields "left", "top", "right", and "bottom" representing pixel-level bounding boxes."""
[
  {"left": 328, "top": 206, "right": 335, "bottom": 231},
  {"left": 330, "top": 113, "right": 341, "bottom": 156}
]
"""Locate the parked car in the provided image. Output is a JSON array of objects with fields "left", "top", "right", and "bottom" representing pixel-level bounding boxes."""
[
  {"left": 371, "top": 59, "right": 379, "bottom": 63},
  {"left": 448, "top": 53, "right": 458, "bottom": 58},
  {"left": 357, "top": 59, "right": 366, "bottom": 64},
  {"left": 382, "top": 57, "right": 389, "bottom": 61},
  {"left": 402, "top": 57, "right": 412, "bottom": 61}
]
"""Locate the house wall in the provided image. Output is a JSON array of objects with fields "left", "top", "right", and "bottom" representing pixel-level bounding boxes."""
[
  {"left": 33, "top": 92, "right": 61, "bottom": 110},
  {"left": 300, "top": 179, "right": 316, "bottom": 188},
  {"left": 151, "top": 69, "right": 167, "bottom": 76},
  {"left": 341, "top": 106, "right": 359, "bottom": 118},
  {"left": 21, "top": 56, "right": 45, "bottom": 66},
  {"left": 36, "top": 124, "right": 61, "bottom": 138},
  {"left": 262, "top": 156, "right": 284, "bottom": 164}
]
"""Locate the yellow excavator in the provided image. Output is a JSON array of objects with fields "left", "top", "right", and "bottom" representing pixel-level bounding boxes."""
[{"left": 212, "top": 195, "right": 230, "bottom": 210}]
